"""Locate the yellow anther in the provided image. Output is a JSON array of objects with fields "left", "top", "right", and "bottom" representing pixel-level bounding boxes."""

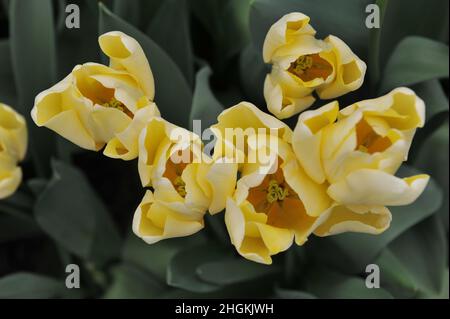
[
  {"left": 266, "top": 180, "right": 289, "bottom": 203},
  {"left": 174, "top": 176, "right": 187, "bottom": 197},
  {"left": 291, "top": 55, "right": 313, "bottom": 75}
]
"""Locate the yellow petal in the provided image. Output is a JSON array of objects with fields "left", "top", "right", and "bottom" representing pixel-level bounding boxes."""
[
  {"left": 341, "top": 87, "right": 425, "bottom": 130},
  {"left": 0, "top": 153, "right": 22, "bottom": 199},
  {"left": 264, "top": 72, "right": 315, "bottom": 119},
  {"left": 0, "top": 103, "right": 27, "bottom": 161},
  {"left": 211, "top": 102, "right": 292, "bottom": 161},
  {"left": 327, "top": 169, "right": 430, "bottom": 206},
  {"left": 99, "top": 31, "right": 155, "bottom": 99},
  {"left": 316, "top": 35, "right": 367, "bottom": 99},
  {"left": 195, "top": 157, "right": 238, "bottom": 214},
  {"left": 132, "top": 190, "right": 204, "bottom": 244},
  {"left": 263, "top": 12, "right": 316, "bottom": 63},
  {"left": 103, "top": 103, "right": 160, "bottom": 160},
  {"left": 225, "top": 199, "right": 293, "bottom": 264},
  {"left": 292, "top": 101, "right": 339, "bottom": 183},
  {"left": 314, "top": 204, "right": 392, "bottom": 236},
  {"left": 31, "top": 74, "right": 101, "bottom": 151}
]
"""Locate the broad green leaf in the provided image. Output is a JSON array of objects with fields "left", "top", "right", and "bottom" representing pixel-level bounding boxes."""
[
  {"left": 103, "top": 263, "right": 167, "bottom": 299},
  {"left": 304, "top": 266, "right": 393, "bottom": 299},
  {"left": 27, "top": 178, "right": 48, "bottom": 197},
  {"left": 377, "top": 216, "right": 447, "bottom": 298},
  {"left": 34, "top": 160, "right": 121, "bottom": 266},
  {"left": 147, "top": 0, "right": 194, "bottom": 86},
  {"left": 250, "top": 0, "right": 371, "bottom": 58},
  {"left": 274, "top": 286, "right": 317, "bottom": 299},
  {"left": 0, "top": 40, "right": 17, "bottom": 106},
  {"left": 122, "top": 232, "right": 206, "bottom": 282},
  {"left": 189, "top": 66, "right": 224, "bottom": 131},
  {"left": 308, "top": 166, "right": 443, "bottom": 274},
  {"left": 99, "top": 3, "right": 193, "bottom": 128},
  {"left": 10, "top": 0, "right": 57, "bottom": 176},
  {"left": 0, "top": 273, "right": 64, "bottom": 298},
  {"left": 413, "top": 80, "right": 448, "bottom": 122},
  {"left": 414, "top": 120, "right": 449, "bottom": 230},
  {"left": 113, "top": 0, "right": 140, "bottom": 27},
  {"left": 380, "top": 36, "right": 449, "bottom": 93},
  {"left": 379, "top": 0, "right": 449, "bottom": 67},
  {"left": 167, "top": 243, "right": 229, "bottom": 293},
  {"left": 239, "top": 44, "right": 268, "bottom": 107},
  {"left": 191, "top": 0, "right": 252, "bottom": 60},
  {"left": 197, "top": 258, "right": 280, "bottom": 285}
]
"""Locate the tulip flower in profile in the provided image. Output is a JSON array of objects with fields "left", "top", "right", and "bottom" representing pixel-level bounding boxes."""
[
  {"left": 0, "top": 103, "right": 27, "bottom": 199},
  {"left": 292, "top": 87, "right": 429, "bottom": 237},
  {"left": 263, "top": 12, "right": 366, "bottom": 119},
  {"left": 31, "top": 31, "right": 160, "bottom": 160}
]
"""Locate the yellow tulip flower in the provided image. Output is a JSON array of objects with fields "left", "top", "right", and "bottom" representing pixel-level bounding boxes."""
[
  {"left": 225, "top": 135, "right": 331, "bottom": 264},
  {"left": 133, "top": 117, "right": 238, "bottom": 244},
  {"left": 263, "top": 12, "right": 366, "bottom": 119},
  {"left": 292, "top": 87, "right": 429, "bottom": 236},
  {"left": 0, "top": 103, "right": 27, "bottom": 199},
  {"left": 31, "top": 31, "right": 159, "bottom": 160}
]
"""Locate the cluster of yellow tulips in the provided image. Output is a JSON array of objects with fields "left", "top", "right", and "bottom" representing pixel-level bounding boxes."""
[{"left": 0, "top": 12, "right": 428, "bottom": 264}]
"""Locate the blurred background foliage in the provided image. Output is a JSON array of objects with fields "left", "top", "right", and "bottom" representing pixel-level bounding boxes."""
[{"left": 0, "top": 0, "right": 448, "bottom": 299}]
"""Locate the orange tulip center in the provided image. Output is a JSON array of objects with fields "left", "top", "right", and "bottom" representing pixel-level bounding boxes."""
[
  {"left": 288, "top": 54, "right": 333, "bottom": 82},
  {"left": 163, "top": 153, "right": 190, "bottom": 198},
  {"left": 355, "top": 119, "right": 392, "bottom": 154},
  {"left": 246, "top": 162, "right": 308, "bottom": 230}
]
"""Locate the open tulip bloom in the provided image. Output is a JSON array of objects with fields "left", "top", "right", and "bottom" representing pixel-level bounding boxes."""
[{"left": 28, "top": 13, "right": 431, "bottom": 266}]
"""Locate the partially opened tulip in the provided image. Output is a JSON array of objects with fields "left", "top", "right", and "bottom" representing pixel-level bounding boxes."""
[
  {"left": 225, "top": 135, "right": 331, "bottom": 264},
  {"left": 263, "top": 12, "right": 366, "bottom": 119},
  {"left": 133, "top": 117, "right": 238, "bottom": 244},
  {"left": 292, "top": 87, "right": 429, "bottom": 236},
  {"left": 31, "top": 31, "right": 159, "bottom": 160},
  {"left": 0, "top": 103, "right": 27, "bottom": 199}
]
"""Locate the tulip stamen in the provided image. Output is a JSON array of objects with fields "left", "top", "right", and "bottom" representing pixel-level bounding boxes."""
[
  {"left": 289, "top": 55, "right": 313, "bottom": 76},
  {"left": 266, "top": 179, "right": 289, "bottom": 203},
  {"left": 174, "top": 176, "right": 187, "bottom": 198},
  {"left": 102, "top": 98, "right": 133, "bottom": 118},
  {"left": 289, "top": 54, "right": 333, "bottom": 81}
]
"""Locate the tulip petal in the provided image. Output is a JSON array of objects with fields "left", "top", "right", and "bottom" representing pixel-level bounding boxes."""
[
  {"left": 31, "top": 74, "right": 101, "bottom": 151},
  {"left": 264, "top": 73, "right": 315, "bottom": 119},
  {"left": 0, "top": 153, "right": 22, "bottom": 199},
  {"left": 103, "top": 103, "right": 160, "bottom": 160},
  {"left": 0, "top": 103, "right": 27, "bottom": 161},
  {"left": 314, "top": 205, "right": 392, "bottom": 236},
  {"left": 263, "top": 12, "right": 316, "bottom": 63},
  {"left": 292, "top": 101, "right": 339, "bottom": 183},
  {"left": 316, "top": 35, "right": 366, "bottom": 99},
  {"left": 133, "top": 190, "right": 204, "bottom": 244},
  {"left": 327, "top": 169, "right": 430, "bottom": 206},
  {"left": 99, "top": 31, "right": 155, "bottom": 99},
  {"left": 340, "top": 87, "right": 426, "bottom": 130}
]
